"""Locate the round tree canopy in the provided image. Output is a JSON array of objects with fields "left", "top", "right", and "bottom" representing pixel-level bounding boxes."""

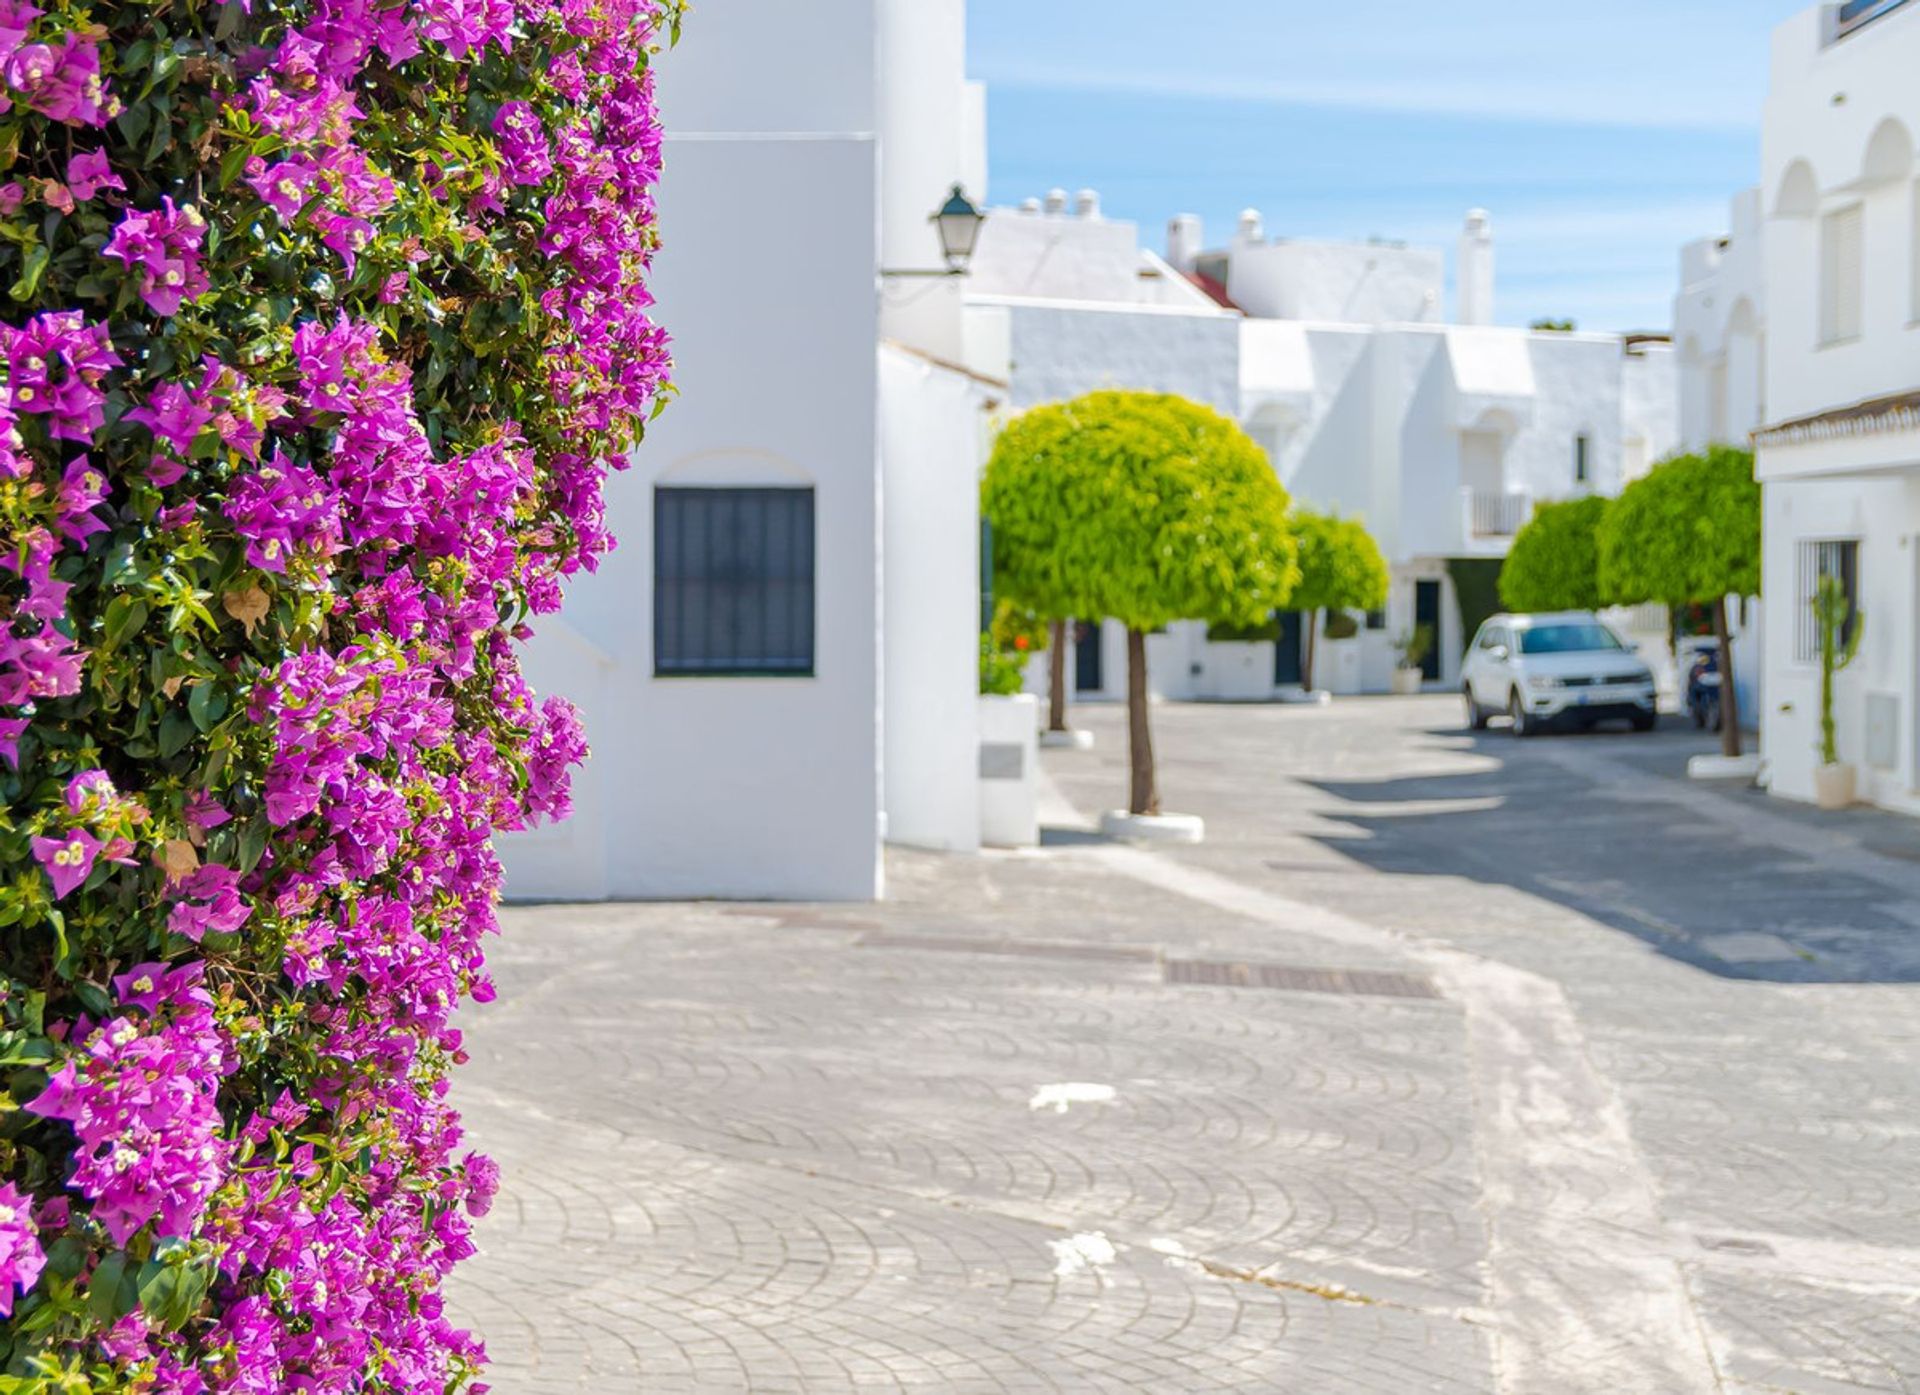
[
  {"left": 1598, "top": 446, "right": 1760, "bottom": 607},
  {"left": 1289, "top": 509, "right": 1389, "bottom": 616},
  {"left": 983, "top": 391, "right": 1298, "bottom": 631},
  {"left": 1500, "top": 495, "right": 1609, "bottom": 613}
]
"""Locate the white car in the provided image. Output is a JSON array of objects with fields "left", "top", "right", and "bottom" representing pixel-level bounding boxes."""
[{"left": 1462, "top": 612, "right": 1657, "bottom": 737}]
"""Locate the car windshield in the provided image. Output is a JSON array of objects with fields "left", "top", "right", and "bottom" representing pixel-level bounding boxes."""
[{"left": 1518, "top": 623, "right": 1624, "bottom": 655}]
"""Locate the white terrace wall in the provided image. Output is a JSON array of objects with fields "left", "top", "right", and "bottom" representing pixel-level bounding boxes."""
[{"left": 501, "top": 0, "right": 885, "bottom": 901}]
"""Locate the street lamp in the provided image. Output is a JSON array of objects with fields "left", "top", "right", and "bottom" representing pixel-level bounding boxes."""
[
  {"left": 883, "top": 185, "right": 986, "bottom": 277},
  {"left": 932, "top": 184, "right": 985, "bottom": 272}
]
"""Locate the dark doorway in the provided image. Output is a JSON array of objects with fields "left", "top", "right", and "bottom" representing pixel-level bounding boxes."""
[
  {"left": 1274, "top": 611, "right": 1305, "bottom": 686},
  {"left": 1074, "top": 620, "right": 1104, "bottom": 693},
  {"left": 1415, "top": 581, "right": 1443, "bottom": 680}
]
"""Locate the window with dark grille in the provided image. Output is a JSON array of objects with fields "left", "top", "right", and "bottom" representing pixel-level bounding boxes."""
[
  {"left": 1794, "top": 538, "right": 1859, "bottom": 663},
  {"left": 654, "top": 487, "right": 815, "bottom": 676},
  {"left": 1365, "top": 608, "right": 1388, "bottom": 631},
  {"left": 1573, "top": 433, "right": 1591, "bottom": 485}
]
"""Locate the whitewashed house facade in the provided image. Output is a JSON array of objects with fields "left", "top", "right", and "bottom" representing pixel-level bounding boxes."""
[
  {"left": 1753, "top": 0, "right": 1920, "bottom": 814},
  {"left": 970, "top": 205, "right": 1678, "bottom": 699},
  {"left": 501, "top": 0, "right": 1002, "bottom": 900}
]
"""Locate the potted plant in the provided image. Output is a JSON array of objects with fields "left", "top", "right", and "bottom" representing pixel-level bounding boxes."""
[
  {"left": 1392, "top": 623, "right": 1433, "bottom": 695},
  {"left": 1812, "top": 574, "right": 1863, "bottom": 810}
]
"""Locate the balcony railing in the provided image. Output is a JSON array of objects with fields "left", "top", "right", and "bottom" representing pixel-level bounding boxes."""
[
  {"left": 1463, "top": 488, "right": 1531, "bottom": 539},
  {"left": 1834, "top": 0, "right": 1913, "bottom": 40}
]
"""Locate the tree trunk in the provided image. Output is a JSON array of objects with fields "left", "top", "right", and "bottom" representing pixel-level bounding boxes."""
[
  {"left": 1303, "top": 611, "right": 1319, "bottom": 693},
  {"left": 1126, "top": 627, "right": 1159, "bottom": 816},
  {"left": 1048, "top": 619, "right": 1069, "bottom": 732},
  {"left": 1714, "top": 595, "right": 1742, "bottom": 759}
]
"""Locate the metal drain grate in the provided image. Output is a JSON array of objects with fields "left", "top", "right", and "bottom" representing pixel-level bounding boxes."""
[{"left": 1165, "top": 959, "right": 1440, "bottom": 1000}]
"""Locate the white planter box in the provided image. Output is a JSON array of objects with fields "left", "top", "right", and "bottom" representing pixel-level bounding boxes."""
[
  {"left": 979, "top": 694, "right": 1040, "bottom": 849},
  {"left": 1390, "top": 668, "right": 1425, "bottom": 696}
]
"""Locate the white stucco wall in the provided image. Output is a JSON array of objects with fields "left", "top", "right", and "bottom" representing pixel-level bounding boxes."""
[
  {"left": 1227, "top": 239, "right": 1444, "bottom": 326},
  {"left": 500, "top": 0, "right": 885, "bottom": 901},
  {"left": 1675, "top": 189, "right": 1766, "bottom": 452},
  {"left": 880, "top": 346, "right": 990, "bottom": 853},
  {"left": 989, "top": 300, "right": 1242, "bottom": 415},
  {"left": 1760, "top": 470, "right": 1920, "bottom": 814},
  {"left": 1762, "top": 2, "right": 1920, "bottom": 421},
  {"left": 1755, "top": 3, "right": 1920, "bottom": 817}
]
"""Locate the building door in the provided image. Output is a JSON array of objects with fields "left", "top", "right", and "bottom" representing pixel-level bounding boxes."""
[
  {"left": 1415, "top": 581, "right": 1443, "bottom": 681},
  {"left": 1074, "top": 620, "right": 1104, "bottom": 693},
  {"left": 1274, "top": 612, "right": 1305, "bottom": 686}
]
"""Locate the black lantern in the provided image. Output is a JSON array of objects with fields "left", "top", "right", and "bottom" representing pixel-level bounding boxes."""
[{"left": 931, "top": 184, "right": 986, "bottom": 273}]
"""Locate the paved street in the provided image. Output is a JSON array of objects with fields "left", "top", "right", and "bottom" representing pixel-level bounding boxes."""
[{"left": 450, "top": 697, "right": 1920, "bottom": 1393}]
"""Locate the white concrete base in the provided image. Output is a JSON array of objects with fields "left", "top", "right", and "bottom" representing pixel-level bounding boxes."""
[
  {"left": 1099, "top": 810, "right": 1205, "bottom": 844},
  {"left": 1040, "top": 728, "right": 1096, "bottom": 751},
  {"left": 1688, "top": 752, "right": 1762, "bottom": 781},
  {"left": 1277, "top": 689, "right": 1332, "bottom": 707}
]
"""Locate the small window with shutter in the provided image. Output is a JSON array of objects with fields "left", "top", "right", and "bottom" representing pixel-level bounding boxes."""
[
  {"left": 654, "top": 487, "right": 816, "bottom": 677},
  {"left": 1821, "top": 204, "right": 1864, "bottom": 345}
]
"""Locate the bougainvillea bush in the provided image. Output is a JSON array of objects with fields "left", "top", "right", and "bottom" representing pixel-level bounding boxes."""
[{"left": 0, "top": 0, "right": 679, "bottom": 1387}]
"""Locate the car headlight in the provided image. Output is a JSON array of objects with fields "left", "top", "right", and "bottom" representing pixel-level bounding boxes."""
[
  {"left": 1629, "top": 669, "right": 1655, "bottom": 686},
  {"left": 1526, "top": 675, "right": 1562, "bottom": 690}
]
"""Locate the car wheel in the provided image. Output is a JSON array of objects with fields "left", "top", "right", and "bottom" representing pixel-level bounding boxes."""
[
  {"left": 1508, "top": 690, "right": 1533, "bottom": 738},
  {"left": 1465, "top": 686, "right": 1490, "bottom": 731},
  {"left": 1632, "top": 711, "right": 1657, "bottom": 733}
]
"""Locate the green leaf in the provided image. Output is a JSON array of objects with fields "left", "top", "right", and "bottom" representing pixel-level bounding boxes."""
[
  {"left": 8, "top": 244, "right": 47, "bottom": 302},
  {"left": 88, "top": 1253, "right": 138, "bottom": 1326},
  {"left": 101, "top": 596, "right": 150, "bottom": 654}
]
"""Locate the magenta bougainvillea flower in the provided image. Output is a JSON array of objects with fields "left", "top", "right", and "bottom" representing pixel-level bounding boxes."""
[
  {"left": 0, "top": 0, "right": 678, "bottom": 1385},
  {"left": 0, "top": 1184, "right": 44, "bottom": 1318},
  {"left": 31, "top": 828, "right": 99, "bottom": 898}
]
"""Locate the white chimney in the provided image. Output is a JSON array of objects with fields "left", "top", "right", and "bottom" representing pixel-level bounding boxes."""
[
  {"left": 1458, "top": 208, "right": 1495, "bottom": 326},
  {"left": 1018, "top": 197, "right": 1041, "bottom": 215},
  {"left": 1166, "top": 213, "right": 1203, "bottom": 272},
  {"left": 1238, "top": 208, "right": 1265, "bottom": 244},
  {"left": 1043, "top": 187, "right": 1069, "bottom": 216},
  {"left": 1074, "top": 188, "right": 1101, "bottom": 220}
]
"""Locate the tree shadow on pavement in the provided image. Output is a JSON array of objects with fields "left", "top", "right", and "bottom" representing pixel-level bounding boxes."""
[{"left": 1297, "top": 726, "right": 1920, "bottom": 986}]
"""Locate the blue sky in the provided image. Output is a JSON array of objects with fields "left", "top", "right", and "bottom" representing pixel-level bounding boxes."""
[{"left": 967, "top": 1, "right": 1809, "bottom": 332}]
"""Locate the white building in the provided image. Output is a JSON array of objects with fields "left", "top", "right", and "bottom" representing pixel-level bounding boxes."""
[
  {"left": 967, "top": 204, "right": 1678, "bottom": 700},
  {"left": 502, "top": 0, "right": 999, "bottom": 900},
  {"left": 1752, "top": 0, "right": 1920, "bottom": 814}
]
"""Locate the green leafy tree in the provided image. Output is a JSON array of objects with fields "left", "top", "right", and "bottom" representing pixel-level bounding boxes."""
[
  {"left": 1499, "top": 496, "right": 1609, "bottom": 613},
  {"left": 1598, "top": 446, "right": 1760, "bottom": 757},
  {"left": 1288, "top": 510, "right": 1389, "bottom": 692},
  {"left": 984, "top": 392, "right": 1298, "bottom": 815}
]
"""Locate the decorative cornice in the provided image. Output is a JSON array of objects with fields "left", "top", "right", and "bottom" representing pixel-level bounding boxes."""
[{"left": 1754, "top": 389, "right": 1920, "bottom": 448}]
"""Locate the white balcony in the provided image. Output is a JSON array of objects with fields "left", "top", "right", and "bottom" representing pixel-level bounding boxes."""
[{"left": 1461, "top": 488, "right": 1531, "bottom": 550}]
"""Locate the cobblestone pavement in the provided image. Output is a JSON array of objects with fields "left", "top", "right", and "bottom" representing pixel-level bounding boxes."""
[{"left": 450, "top": 698, "right": 1920, "bottom": 1393}]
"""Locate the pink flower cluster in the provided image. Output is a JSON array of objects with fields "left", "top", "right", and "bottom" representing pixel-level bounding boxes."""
[
  {"left": 102, "top": 198, "right": 210, "bottom": 316},
  {"left": 27, "top": 964, "right": 233, "bottom": 1247},
  {"left": 1, "top": 0, "right": 675, "bottom": 1384},
  {"left": 0, "top": 1183, "right": 45, "bottom": 1317},
  {"left": 0, "top": 4, "right": 117, "bottom": 127}
]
